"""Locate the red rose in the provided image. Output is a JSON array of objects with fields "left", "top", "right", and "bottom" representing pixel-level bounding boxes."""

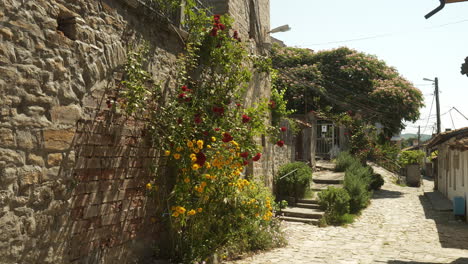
[
  {"left": 280, "top": 126, "right": 287, "bottom": 132},
  {"left": 218, "top": 23, "right": 226, "bottom": 30},
  {"left": 269, "top": 100, "right": 276, "bottom": 109},
  {"left": 240, "top": 152, "right": 249, "bottom": 158},
  {"left": 196, "top": 152, "right": 206, "bottom": 166},
  {"left": 276, "top": 140, "right": 284, "bottom": 147},
  {"left": 214, "top": 128, "right": 220, "bottom": 131},
  {"left": 242, "top": 114, "right": 251, "bottom": 123},
  {"left": 194, "top": 115, "right": 202, "bottom": 124},
  {"left": 222, "top": 132, "right": 233, "bottom": 142},
  {"left": 214, "top": 14, "right": 221, "bottom": 22},
  {"left": 178, "top": 93, "right": 186, "bottom": 99},
  {"left": 203, "top": 131, "right": 209, "bottom": 136},
  {"left": 210, "top": 27, "right": 218, "bottom": 37},
  {"left": 243, "top": 160, "right": 249, "bottom": 166},
  {"left": 252, "top": 153, "right": 261, "bottom": 161},
  {"left": 184, "top": 97, "right": 192, "bottom": 102},
  {"left": 236, "top": 103, "right": 241, "bottom": 107},
  {"left": 181, "top": 85, "right": 188, "bottom": 91}
]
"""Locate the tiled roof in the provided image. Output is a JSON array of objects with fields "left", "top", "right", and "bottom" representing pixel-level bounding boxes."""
[
  {"left": 449, "top": 137, "right": 468, "bottom": 151},
  {"left": 426, "top": 127, "right": 468, "bottom": 149}
]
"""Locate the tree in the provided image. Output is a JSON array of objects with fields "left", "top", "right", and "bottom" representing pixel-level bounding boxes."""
[{"left": 271, "top": 46, "right": 424, "bottom": 137}]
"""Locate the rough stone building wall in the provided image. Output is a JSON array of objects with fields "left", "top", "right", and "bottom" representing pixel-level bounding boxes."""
[
  {"left": 0, "top": 0, "right": 182, "bottom": 263},
  {"left": 0, "top": 0, "right": 275, "bottom": 263}
]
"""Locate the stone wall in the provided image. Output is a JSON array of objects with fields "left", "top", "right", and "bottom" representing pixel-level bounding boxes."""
[
  {"left": 0, "top": 0, "right": 182, "bottom": 263},
  {"left": 0, "top": 0, "right": 275, "bottom": 263}
]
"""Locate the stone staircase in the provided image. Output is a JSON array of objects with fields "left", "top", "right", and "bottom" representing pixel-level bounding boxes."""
[{"left": 278, "top": 161, "right": 344, "bottom": 225}]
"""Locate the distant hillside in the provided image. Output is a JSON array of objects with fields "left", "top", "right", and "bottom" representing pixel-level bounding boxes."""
[{"left": 401, "top": 133, "right": 432, "bottom": 142}]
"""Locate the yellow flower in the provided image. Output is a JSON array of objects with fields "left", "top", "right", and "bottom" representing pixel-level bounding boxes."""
[
  {"left": 164, "top": 150, "right": 171, "bottom": 156},
  {"left": 205, "top": 162, "right": 211, "bottom": 169},
  {"left": 173, "top": 153, "right": 181, "bottom": 160},
  {"left": 187, "top": 141, "right": 194, "bottom": 148},
  {"left": 187, "top": 209, "right": 196, "bottom": 216},
  {"left": 192, "top": 164, "right": 200, "bottom": 170},
  {"left": 191, "top": 157, "right": 197, "bottom": 162},
  {"left": 184, "top": 177, "right": 190, "bottom": 183},
  {"left": 207, "top": 145, "right": 211, "bottom": 149},
  {"left": 193, "top": 148, "right": 200, "bottom": 153},
  {"left": 176, "top": 206, "right": 186, "bottom": 214},
  {"left": 211, "top": 137, "right": 216, "bottom": 142},
  {"left": 197, "top": 140, "right": 204, "bottom": 149},
  {"left": 200, "top": 181, "right": 207, "bottom": 188},
  {"left": 176, "top": 147, "right": 183, "bottom": 152},
  {"left": 197, "top": 207, "right": 203, "bottom": 213},
  {"left": 190, "top": 153, "right": 196, "bottom": 159},
  {"left": 231, "top": 140, "right": 239, "bottom": 147},
  {"left": 172, "top": 212, "right": 180, "bottom": 217},
  {"left": 255, "top": 213, "right": 259, "bottom": 217},
  {"left": 146, "top": 183, "right": 152, "bottom": 190},
  {"left": 204, "top": 174, "right": 211, "bottom": 179}
]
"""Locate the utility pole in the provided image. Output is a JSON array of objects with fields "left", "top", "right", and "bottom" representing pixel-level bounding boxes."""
[
  {"left": 435, "top": 77, "right": 441, "bottom": 134},
  {"left": 417, "top": 125, "right": 421, "bottom": 146}
]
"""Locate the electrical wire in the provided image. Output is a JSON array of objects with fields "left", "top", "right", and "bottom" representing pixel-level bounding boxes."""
[
  {"left": 422, "top": 94, "right": 435, "bottom": 135},
  {"left": 296, "top": 19, "right": 468, "bottom": 46},
  {"left": 449, "top": 109, "right": 456, "bottom": 129}
]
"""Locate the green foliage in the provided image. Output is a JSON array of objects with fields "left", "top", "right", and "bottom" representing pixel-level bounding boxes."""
[
  {"left": 275, "top": 162, "right": 312, "bottom": 198},
  {"left": 119, "top": 6, "right": 285, "bottom": 263},
  {"left": 318, "top": 187, "right": 350, "bottom": 225},
  {"left": 398, "top": 150, "right": 425, "bottom": 167},
  {"left": 335, "top": 151, "right": 358, "bottom": 172},
  {"left": 271, "top": 45, "right": 424, "bottom": 137},
  {"left": 270, "top": 70, "right": 297, "bottom": 129},
  {"left": 344, "top": 163, "right": 372, "bottom": 214},
  {"left": 370, "top": 173, "right": 384, "bottom": 191}
]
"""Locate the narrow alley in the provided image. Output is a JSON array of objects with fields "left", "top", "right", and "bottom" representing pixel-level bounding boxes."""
[{"left": 227, "top": 166, "right": 468, "bottom": 264}]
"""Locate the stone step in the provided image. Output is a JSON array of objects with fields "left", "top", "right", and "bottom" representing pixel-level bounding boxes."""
[
  {"left": 296, "top": 198, "right": 319, "bottom": 204},
  {"left": 279, "top": 216, "right": 320, "bottom": 225},
  {"left": 313, "top": 178, "right": 343, "bottom": 184},
  {"left": 311, "top": 184, "right": 343, "bottom": 192},
  {"left": 280, "top": 207, "right": 324, "bottom": 219},
  {"left": 296, "top": 203, "right": 321, "bottom": 209}
]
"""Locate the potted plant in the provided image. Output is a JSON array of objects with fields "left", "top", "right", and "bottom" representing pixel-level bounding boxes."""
[{"left": 398, "top": 150, "right": 425, "bottom": 187}]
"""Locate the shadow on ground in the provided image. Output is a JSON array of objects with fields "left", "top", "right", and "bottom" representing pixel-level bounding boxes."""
[
  {"left": 388, "top": 258, "right": 468, "bottom": 264},
  {"left": 372, "top": 189, "right": 404, "bottom": 199},
  {"left": 419, "top": 194, "right": 468, "bottom": 250}
]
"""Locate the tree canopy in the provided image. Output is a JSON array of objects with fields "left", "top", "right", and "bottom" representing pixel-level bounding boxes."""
[{"left": 272, "top": 46, "right": 424, "bottom": 136}]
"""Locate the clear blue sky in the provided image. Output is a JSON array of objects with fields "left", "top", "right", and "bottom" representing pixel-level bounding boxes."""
[{"left": 270, "top": 0, "right": 468, "bottom": 135}]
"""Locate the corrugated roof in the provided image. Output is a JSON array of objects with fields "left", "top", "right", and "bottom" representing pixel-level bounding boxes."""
[{"left": 426, "top": 126, "right": 468, "bottom": 149}]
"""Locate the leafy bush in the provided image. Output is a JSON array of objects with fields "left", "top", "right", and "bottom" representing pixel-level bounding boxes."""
[
  {"left": 318, "top": 187, "right": 350, "bottom": 225},
  {"left": 398, "top": 150, "right": 425, "bottom": 167},
  {"left": 335, "top": 151, "right": 359, "bottom": 172},
  {"left": 369, "top": 173, "right": 384, "bottom": 190},
  {"left": 275, "top": 162, "right": 312, "bottom": 198}
]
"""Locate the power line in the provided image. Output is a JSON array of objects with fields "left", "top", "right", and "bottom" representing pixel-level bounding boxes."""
[
  {"left": 296, "top": 19, "right": 468, "bottom": 46},
  {"left": 449, "top": 109, "right": 456, "bottom": 129},
  {"left": 422, "top": 94, "right": 435, "bottom": 135}
]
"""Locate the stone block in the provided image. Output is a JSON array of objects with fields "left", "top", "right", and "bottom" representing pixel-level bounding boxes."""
[
  {"left": 18, "top": 165, "right": 42, "bottom": 186},
  {"left": 42, "top": 166, "right": 60, "bottom": 182},
  {"left": 0, "top": 148, "right": 24, "bottom": 165},
  {"left": 0, "top": 167, "right": 17, "bottom": 184},
  {"left": 43, "top": 128, "right": 75, "bottom": 151},
  {"left": 47, "top": 153, "right": 63, "bottom": 167},
  {"left": 0, "top": 128, "right": 15, "bottom": 148},
  {"left": 50, "top": 105, "right": 83, "bottom": 125},
  {"left": 27, "top": 153, "right": 45, "bottom": 167},
  {"left": 16, "top": 130, "right": 35, "bottom": 150}
]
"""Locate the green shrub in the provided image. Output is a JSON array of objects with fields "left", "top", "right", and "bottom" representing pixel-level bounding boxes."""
[
  {"left": 344, "top": 172, "right": 371, "bottom": 214},
  {"left": 335, "top": 152, "right": 359, "bottom": 172},
  {"left": 275, "top": 162, "right": 312, "bottom": 198},
  {"left": 369, "top": 173, "right": 384, "bottom": 190},
  {"left": 398, "top": 150, "right": 425, "bottom": 167},
  {"left": 318, "top": 187, "right": 350, "bottom": 225}
]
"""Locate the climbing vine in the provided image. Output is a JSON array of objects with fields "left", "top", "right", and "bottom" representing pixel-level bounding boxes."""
[{"left": 119, "top": 3, "right": 286, "bottom": 263}]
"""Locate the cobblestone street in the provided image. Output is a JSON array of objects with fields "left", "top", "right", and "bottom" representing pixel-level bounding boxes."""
[{"left": 226, "top": 166, "right": 468, "bottom": 264}]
